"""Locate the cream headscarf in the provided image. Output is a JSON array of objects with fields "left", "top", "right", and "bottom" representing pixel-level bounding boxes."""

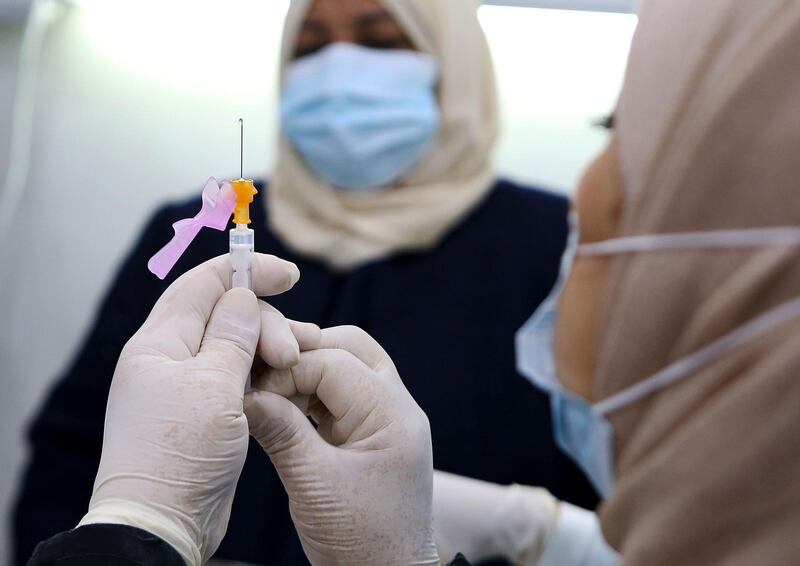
[
  {"left": 595, "top": 0, "right": 800, "bottom": 563},
  {"left": 267, "top": 0, "right": 498, "bottom": 270}
]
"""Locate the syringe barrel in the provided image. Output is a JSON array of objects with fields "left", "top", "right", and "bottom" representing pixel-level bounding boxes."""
[{"left": 230, "top": 225, "right": 254, "bottom": 290}]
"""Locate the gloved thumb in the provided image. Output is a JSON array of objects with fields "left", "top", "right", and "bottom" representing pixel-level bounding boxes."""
[
  {"left": 244, "top": 390, "right": 322, "bottom": 467},
  {"left": 199, "top": 287, "right": 260, "bottom": 386}
]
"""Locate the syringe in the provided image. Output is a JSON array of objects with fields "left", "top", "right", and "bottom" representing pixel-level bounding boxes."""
[
  {"left": 146, "top": 120, "right": 258, "bottom": 284},
  {"left": 230, "top": 119, "right": 258, "bottom": 290},
  {"left": 230, "top": 223, "right": 254, "bottom": 289}
]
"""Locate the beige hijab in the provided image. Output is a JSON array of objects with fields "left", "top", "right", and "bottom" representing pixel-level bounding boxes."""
[
  {"left": 267, "top": 0, "right": 498, "bottom": 270},
  {"left": 594, "top": 0, "right": 800, "bottom": 563}
]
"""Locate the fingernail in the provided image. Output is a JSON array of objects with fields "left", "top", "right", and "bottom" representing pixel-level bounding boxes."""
[
  {"left": 280, "top": 341, "right": 301, "bottom": 368},
  {"left": 288, "top": 263, "right": 300, "bottom": 287}
]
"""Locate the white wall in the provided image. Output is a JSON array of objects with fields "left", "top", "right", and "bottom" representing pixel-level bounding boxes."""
[
  {"left": 483, "top": 5, "right": 634, "bottom": 190},
  {"left": 0, "top": 3, "right": 635, "bottom": 561}
]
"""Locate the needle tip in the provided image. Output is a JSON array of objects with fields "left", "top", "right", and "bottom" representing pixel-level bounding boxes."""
[{"left": 238, "top": 119, "right": 244, "bottom": 179}]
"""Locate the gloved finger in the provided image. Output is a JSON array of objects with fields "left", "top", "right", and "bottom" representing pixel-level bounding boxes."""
[
  {"left": 244, "top": 390, "right": 325, "bottom": 462},
  {"left": 319, "top": 326, "right": 399, "bottom": 377},
  {"left": 132, "top": 254, "right": 300, "bottom": 360},
  {"left": 250, "top": 366, "right": 319, "bottom": 414},
  {"left": 258, "top": 301, "right": 300, "bottom": 370},
  {"left": 255, "top": 350, "right": 389, "bottom": 444},
  {"left": 290, "top": 394, "right": 311, "bottom": 414},
  {"left": 310, "top": 398, "right": 335, "bottom": 443},
  {"left": 251, "top": 367, "right": 298, "bottom": 399},
  {"left": 196, "top": 288, "right": 261, "bottom": 387},
  {"left": 307, "top": 395, "right": 328, "bottom": 423},
  {"left": 251, "top": 369, "right": 329, "bottom": 432},
  {"left": 289, "top": 320, "right": 323, "bottom": 351},
  {"left": 250, "top": 370, "right": 316, "bottom": 415}
]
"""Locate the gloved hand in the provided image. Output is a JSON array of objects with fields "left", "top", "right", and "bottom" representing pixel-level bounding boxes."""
[
  {"left": 79, "top": 254, "right": 319, "bottom": 566},
  {"left": 244, "top": 326, "right": 440, "bottom": 566},
  {"left": 433, "top": 471, "right": 557, "bottom": 564},
  {"left": 433, "top": 472, "right": 619, "bottom": 566}
]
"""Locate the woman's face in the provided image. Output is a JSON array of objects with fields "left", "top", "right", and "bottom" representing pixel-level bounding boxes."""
[
  {"left": 295, "top": 0, "right": 415, "bottom": 59},
  {"left": 554, "top": 136, "right": 624, "bottom": 400}
]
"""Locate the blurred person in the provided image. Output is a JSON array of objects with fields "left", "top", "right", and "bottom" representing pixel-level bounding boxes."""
[
  {"left": 237, "top": 0, "right": 800, "bottom": 564},
  {"left": 13, "top": 0, "right": 598, "bottom": 564}
]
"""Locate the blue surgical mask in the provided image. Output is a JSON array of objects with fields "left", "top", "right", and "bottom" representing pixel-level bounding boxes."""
[
  {"left": 516, "top": 220, "right": 800, "bottom": 498},
  {"left": 281, "top": 43, "right": 440, "bottom": 192}
]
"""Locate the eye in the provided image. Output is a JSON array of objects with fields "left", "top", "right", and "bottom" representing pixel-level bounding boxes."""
[
  {"left": 294, "top": 19, "right": 328, "bottom": 60},
  {"left": 360, "top": 37, "right": 413, "bottom": 50},
  {"left": 295, "top": 41, "right": 328, "bottom": 59}
]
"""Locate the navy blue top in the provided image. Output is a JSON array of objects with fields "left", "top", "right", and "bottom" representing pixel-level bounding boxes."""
[{"left": 13, "top": 179, "right": 597, "bottom": 565}]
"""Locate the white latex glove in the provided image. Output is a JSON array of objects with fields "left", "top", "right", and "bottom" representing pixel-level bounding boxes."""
[
  {"left": 244, "top": 326, "right": 440, "bottom": 566},
  {"left": 433, "top": 471, "right": 618, "bottom": 566},
  {"left": 79, "top": 254, "right": 320, "bottom": 566},
  {"left": 433, "top": 471, "right": 557, "bottom": 564}
]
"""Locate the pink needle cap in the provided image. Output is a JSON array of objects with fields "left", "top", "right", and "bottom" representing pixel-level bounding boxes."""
[{"left": 147, "top": 177, "right": 237, "bottom": 280}]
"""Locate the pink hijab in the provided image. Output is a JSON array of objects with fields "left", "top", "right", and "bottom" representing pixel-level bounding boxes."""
[{"left": 596, "top": 0, "right": 800, "bottom": 563}]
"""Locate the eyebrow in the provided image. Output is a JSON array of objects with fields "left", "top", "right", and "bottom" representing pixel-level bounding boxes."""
[{"left": 357, "top": 9, "right": 396, "bottom": 27}]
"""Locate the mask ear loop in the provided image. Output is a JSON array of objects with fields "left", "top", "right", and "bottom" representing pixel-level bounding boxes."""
[
  {"left": 578, "top": 227, "right": 800, "bottom": 257},
  {"left": 595, "top": 296, "right": 800, "bottom": 416}
]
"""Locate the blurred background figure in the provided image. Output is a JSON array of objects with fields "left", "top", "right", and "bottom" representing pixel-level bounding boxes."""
[{"left": 0, "top": 0, "right": 635, "bottom": 564}]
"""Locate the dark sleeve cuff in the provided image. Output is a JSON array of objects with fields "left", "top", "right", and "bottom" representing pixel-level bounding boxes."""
[
  {"left": 448, "top": 553, "right": 472, "bottom": 565},
  {"left": 27, "top": 524, "right": 185, "bottom": 566}
]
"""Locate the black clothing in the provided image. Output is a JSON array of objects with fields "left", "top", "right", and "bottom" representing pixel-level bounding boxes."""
[
  {"left": 27, "top": 525, "right": 184, "bottom": 566},
  {"left": 28, "top": 525, "right": 472, "bottom": 566}
]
